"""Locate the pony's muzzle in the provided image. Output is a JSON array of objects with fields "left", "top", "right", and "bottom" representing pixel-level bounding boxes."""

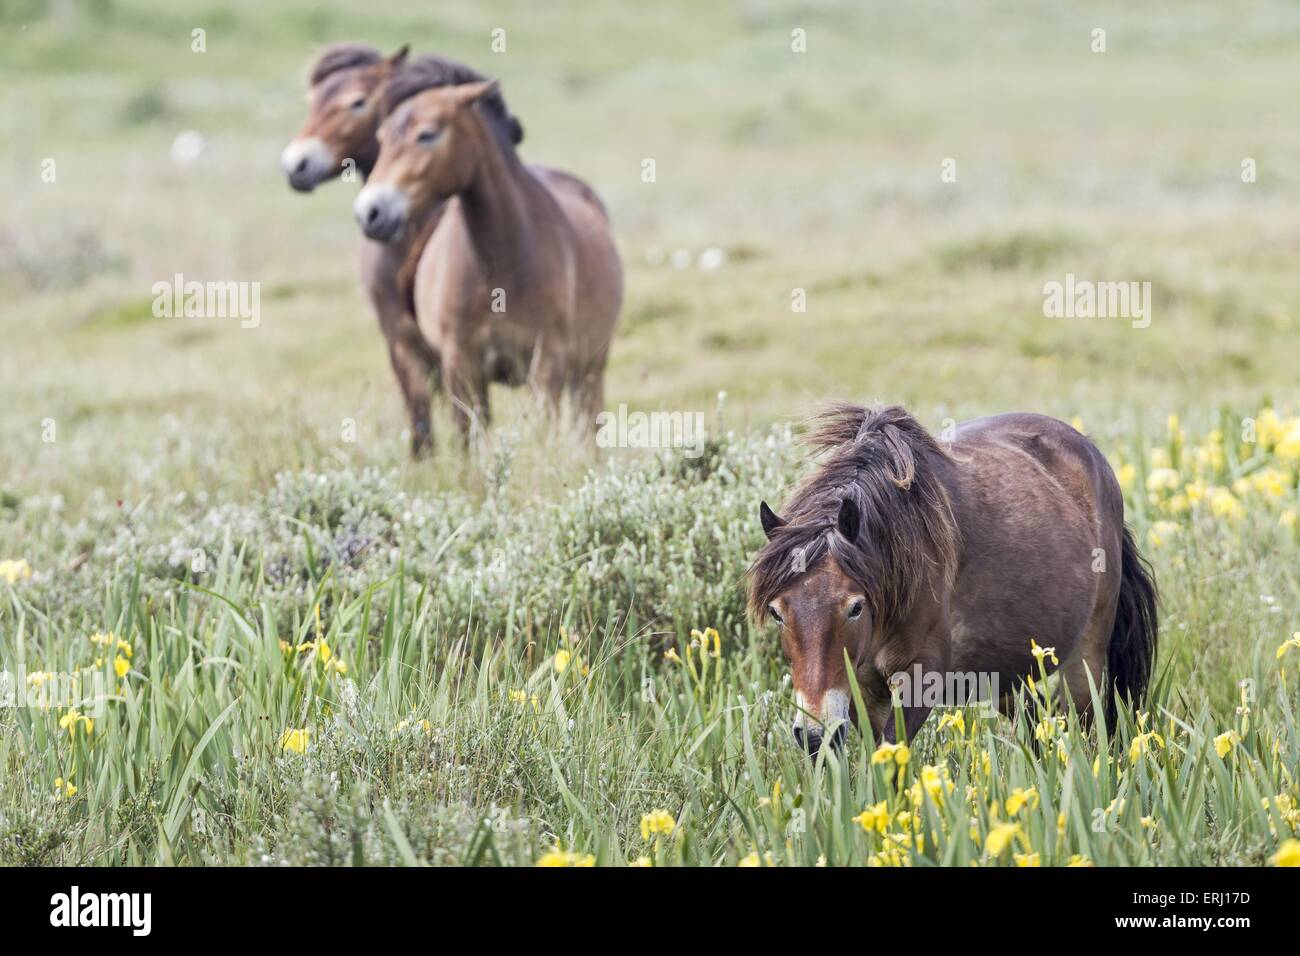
[
  {"left": 793, "top": 688, "right": 850, "bottom": 755},
  {"left": 793, "top": 722, "right": 847, "bottom": 754},
  {"left": 354, "top": 184, "right": 409, "bottom": 241},
  {"left": 280, "top": 137, "right": 335, "bottom": 192}
]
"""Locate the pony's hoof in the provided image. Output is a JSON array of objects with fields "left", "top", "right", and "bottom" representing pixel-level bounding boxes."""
[{"left": 410, "top": 427, "right": 433, "bottom": 458}]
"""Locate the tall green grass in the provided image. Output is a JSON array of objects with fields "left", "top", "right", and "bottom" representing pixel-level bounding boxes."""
[{"left": 2, "top": 413, "right": 1297, "bottom": 865}]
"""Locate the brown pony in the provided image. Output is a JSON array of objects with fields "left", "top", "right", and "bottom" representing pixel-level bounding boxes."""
[
  {"left": 748, "top": 404, "right": 1157, "bottom": 753},
  {"left": 280, "top": 44, "right": 526, "bottom": 454},
  {"left": 353, "top": 75, "right": 622, "bottom": 441}
]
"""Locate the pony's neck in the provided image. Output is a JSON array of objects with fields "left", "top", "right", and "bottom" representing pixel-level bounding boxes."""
[
  {"left": 355, "top": 136, "right": 380, "bottom": 181},
  {"left": 456, "top": 118, "right": 533, "bottom": 268}
]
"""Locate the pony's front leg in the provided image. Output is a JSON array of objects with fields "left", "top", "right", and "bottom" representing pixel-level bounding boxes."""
[{"left": 390, "top": 330, "right": 438, "bottom": 456}]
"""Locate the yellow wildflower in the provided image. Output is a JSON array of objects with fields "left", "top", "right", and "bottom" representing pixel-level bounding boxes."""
[
  {"left": 985, "top": 822, "right": 1022, "bottom": 856},
  {"left": 1005, "top": 787, "right": 1039, "bottom": 816},
  {"left": 640, "top": 809, "right": 676, "bottom": 840},
  {"left": 536, "top": 847, "right": 595, "bottom": 867},
  {"left": 113, "top": 655, "right": 130, "bottom": 679},
  {"left": 1129, "top": 730, "right": 1165, "bottom": 764},
  {"left": 1146, "top": 468, "right": 1181, "bottom": 494},
  {"left": 1209, "top": 488, "right": 1243, "bottom": 521},
  {"left": 1035, "top": 715, "right": 1065, "bottom": 744},
  {"left": 59, "top": 709, "right": 94, "bottom": 738},
  {"left": 508, "top": 689, "right": 539, "bottom": 711},
  {"left": 871, "top": 741, "right": 910, "bottom": 767},
  {"left": 937, "top": 710, "right": 965, "bottom": 736},
  {"left": 1277, "top": 423, "right": 1300, "bottom": 463},
  {"left": 0, "top": 558, "right": 32, "bottom": 583},
  {"left": 1277, "top": 632, "right": 1300, "bottom": 660},
  {"left": 1214, "top": 730, "right": 1239, "bottom": 758},
  {"left": 629, "top": 856, "right": 652, "bottom": 868},
  {"left": 393, "top": 718, "right": 433, "bottom": 734},
  {"left": 1270, "top": 839, "right": 1300, "bottom": 867},
  {"left": 918, "top": 765, "right": 953, "bottom": 805},
  {"left": 691, "top": 627, "right": 722, "bottom": 658},
  {"left": 1147, "top": 520, "right": 1181, "bottom": 550},
  {"left": 1117, "top": 463, "right": 1136, "bottom": 492},
  {"left": 1030, "top": 638, "right": 1059, "bottom": 667},
  {"left": 852, "top": 801, "right": 890, "bottom": 835},
  {"left": 279, "top": 728, "right": 309, "bottom": 753},
  {"left": 54, "top": 777, "right": 77, "bottom": 799},
  {"left": 1014, "top": 851, "right": 1040, "bottom": 867},
  {"left": 1067, "top": 854, "right": 1094, "bottom": 867},
  {"left": 738, "top": 851, "right": 775, "bottom": 867}
]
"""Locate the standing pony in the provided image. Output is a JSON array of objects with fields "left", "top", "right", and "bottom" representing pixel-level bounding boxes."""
[
  {"left": 353, "top": 75, "right": 622, "bottom": 442},
  {"left": 748, "top": 404, "right": 1157, "bottom": 752},
  {"left": 279, "top": 45, "right": 525, "bottom": 455}
]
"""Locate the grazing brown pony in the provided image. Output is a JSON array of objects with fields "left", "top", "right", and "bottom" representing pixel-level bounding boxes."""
[
  {"left": 748, "top": 404, "right": 1157, "bottom": 753},
  {"left": 280, "top": 44, "right": 526, "bottom": 454},
  {"left": 353, "top": 75, "right": 623, "bottom": 441}
]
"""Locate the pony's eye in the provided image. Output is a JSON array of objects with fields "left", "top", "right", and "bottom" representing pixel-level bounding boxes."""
[
  {"left": 416, "top": 128, "right": 442, "bottom": 145},
  {"left": 769, "top": 604, "right": 785, "bottom": 625},
  {"left": 349, "top": 97, "right": 367, "bottom": 112},
  {"left": 847, "top": 599, "right": 865, "bottom": 621}
]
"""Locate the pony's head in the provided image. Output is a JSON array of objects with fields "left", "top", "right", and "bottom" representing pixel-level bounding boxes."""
[
  {"left": 280, "top": 44, "right": 408, "bottom": 192},
  {"left": 354, "top": 66, "right": 521, "bottom": 241},
  {"left": 747, "top": 404, "right": 957, "bottom": 754}
]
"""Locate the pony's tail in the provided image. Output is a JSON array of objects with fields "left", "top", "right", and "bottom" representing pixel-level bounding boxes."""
[{"left": 1105, "top": 525, "right": 1158, "bottom": 727}]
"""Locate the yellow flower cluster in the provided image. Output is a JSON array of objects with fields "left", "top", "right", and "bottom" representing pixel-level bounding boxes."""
[
  {"left": 0, "top": 558, "right": 32, "bottom": 583},
  {"left": 90, "top": 632, "right": 134, "bottom": 678},
  {"left": 1124, "top": 407, "right": 1300, "bottom": 541},
  {"left": 283, "top": 637, "right": 348, "bottom": 676},
  {"left": 664, "top": 626, "right": 725, "bottom": 698},
  {"left": 392, "top": 717, "right": 433, "bottom": 735},
  {"left": 535, "top": 847, "right": 595, "bottom": 867}
]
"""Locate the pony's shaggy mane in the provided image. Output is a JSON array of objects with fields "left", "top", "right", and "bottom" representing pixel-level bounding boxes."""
[
  {"left": 380, "top": 56, "right": 524, "bottom": 147},
  {"left": 308, "top": 44, "right": 384, "bottom": 86},
  {"left": 746, "top": 403, "right": 959, "bottom": 632}
]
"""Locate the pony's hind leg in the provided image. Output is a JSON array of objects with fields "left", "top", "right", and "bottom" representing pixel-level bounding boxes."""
[{"left": 572, "top": 364, "right": 605, "bottom": 436}]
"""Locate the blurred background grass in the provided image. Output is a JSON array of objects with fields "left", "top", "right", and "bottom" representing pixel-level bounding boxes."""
[{"left": 1, "top": 0, "right": 1299, "bottom": 503}]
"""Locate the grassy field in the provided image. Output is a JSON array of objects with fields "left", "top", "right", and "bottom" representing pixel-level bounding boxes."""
[{"left": 1, "top": 0, "right": 1298, "bottom": 865}]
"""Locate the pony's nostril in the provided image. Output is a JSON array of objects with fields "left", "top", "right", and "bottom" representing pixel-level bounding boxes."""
[
  {"left": 792, "top": 725, "right": 804, "bottom": 747},
  {"left": 366, "top": 206, "right": 380, "bottom": 224},
  {"left": 294, "top": 157, "right": 308, "bottom": 174}
]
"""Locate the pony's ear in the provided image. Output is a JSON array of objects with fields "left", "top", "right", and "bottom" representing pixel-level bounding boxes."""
[
  {"left": 759, "top": 501, "right": 786, "bottom": 539},
  {"left": 451, "top": 78, "right": 500, "bottom": 109},
  {"left": 387, "top": 45, "right": 411, "bottom": 69},
  {"left": 836, "top": 498, "right": 860, "bottom": 541}
]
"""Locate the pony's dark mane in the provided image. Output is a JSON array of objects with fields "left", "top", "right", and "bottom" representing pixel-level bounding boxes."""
[
  {"left": 308, "top": 44, "right": 384, "bottom": 86},
  {"left": 380, "top": 55, "right": 525, "bottom": 148},
  {"left": 747, "top": 403, "right": 959, "bottom": 633}
]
